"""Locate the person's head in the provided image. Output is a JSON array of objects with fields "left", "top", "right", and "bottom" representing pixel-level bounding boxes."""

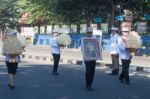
[
  {"left": 52, "top": 30, "right": 59, "bottom": 37},
  {"left": 111, "top": 27, "right": 118, "bottom": 35},
  {"left": 122, "top": 28, "right": 129, "bottom": 37},
  {"left": 86, "top": 27, "right": 93, "bottom": 37}
]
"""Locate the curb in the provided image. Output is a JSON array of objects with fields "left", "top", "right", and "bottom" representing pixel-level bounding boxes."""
[{"left": 21, "top": 54, "right": 150, "bottom": 73}]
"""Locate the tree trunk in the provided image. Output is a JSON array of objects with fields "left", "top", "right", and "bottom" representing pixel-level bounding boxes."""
[
  {"left": 38, "top": 25, "right": 40, "bottom": 34},
  {"left": 77, "top": 23, "right": 80, "bottom": 34},
  {"left": 51, "top": 23, "right": 55, "bottom": 33},
  {"left": 69, "top": 24, "right": 71, "bottom": 33},
  {"left": 44, "top": 26, "right": 47, "bottom": 34},
  {"left": 0, "top": 27, "right": 6, "bottom": 40},
  {"left": 86, "top": 22, "right": 91, "bottom": 27}
]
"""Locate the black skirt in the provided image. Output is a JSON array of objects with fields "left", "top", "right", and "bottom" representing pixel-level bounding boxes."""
[{"left": 5, "top": 62, "right": 18, "bottom": 74}]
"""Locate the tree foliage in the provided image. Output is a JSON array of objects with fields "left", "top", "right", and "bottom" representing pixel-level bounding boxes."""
[
  {"left": 17, "top": 0, "right": 58, "bottom": 25},
  {"left": 0, "top": 0, "right": 147, "bottom": 33},
  {"left": 16, "top": 0, "right": 150, "bottom": 25},
  {"left": 0, "top": 0, "right": 19, "bottom": 30},
  {"left": 17, "top": 0, "right": 112, "bottom": 25}
]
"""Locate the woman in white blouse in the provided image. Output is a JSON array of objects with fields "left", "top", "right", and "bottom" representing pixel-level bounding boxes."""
[
  {"left": 118, "top": 29, "right": 132, "bottom": 85},
  {"left": 2, "top": 31, "right": 20, "bottom": 89},
  {"left": 50, "top": 30, "right": 60, "bottom": 76}
]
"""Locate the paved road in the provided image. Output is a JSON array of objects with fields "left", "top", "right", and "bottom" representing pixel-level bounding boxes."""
[{"left": 0, "top": 58, "right": 150, "bottom": 99}]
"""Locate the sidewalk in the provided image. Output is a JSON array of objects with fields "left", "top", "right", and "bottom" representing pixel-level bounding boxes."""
[{"left": 20, "top": 45, "right": 150, "bottom": 73}]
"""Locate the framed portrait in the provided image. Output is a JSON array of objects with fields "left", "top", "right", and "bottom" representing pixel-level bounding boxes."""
[{"left": 81, "top": 37, "right": 102, "bottom": 60}]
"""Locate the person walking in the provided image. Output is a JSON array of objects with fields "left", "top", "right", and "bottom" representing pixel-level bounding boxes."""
[
  {"left": 2, "top": 30, "right": 21, "bottom": 89},
  {"left": 50, "top": 30, "right": 60, "bottom": 76},
  {"left": 118, "top": 28, "right": 132, "bottom": 85},
  {"left": 81, "top": 27, "right": 99, "bottom": 91},
  {"left": 108, "top": 27, "right": 120, "bottom": 76}
]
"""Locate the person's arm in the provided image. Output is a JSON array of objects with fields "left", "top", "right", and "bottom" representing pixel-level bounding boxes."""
[{"left": 118, "top": 37, "right": 126, "bottom": 52}]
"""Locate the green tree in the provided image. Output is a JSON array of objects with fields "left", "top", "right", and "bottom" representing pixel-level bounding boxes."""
[
  {"left": 0, "top": 0, "right": 19, "bottom": 32},
  {"left": 17, "top": 0, "right": 150, "bottom": 33},
  {"left": 17, "top": 0, "right": 59, "bottom": 33}
]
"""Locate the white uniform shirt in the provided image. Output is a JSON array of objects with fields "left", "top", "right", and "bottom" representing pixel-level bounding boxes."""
[
  {"left": 110, "top": 33, "right": 120, "bottom": 54},
  {"left": 118, "top": 37, "right": 131, "bottom": 60},
  {"left": 50, "top": 37, "right": 60, "bottom": 54}
]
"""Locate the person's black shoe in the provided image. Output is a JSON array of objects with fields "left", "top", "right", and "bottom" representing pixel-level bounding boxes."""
[
  {"left": 52, "top": 72, "right": 59, "bottom": 76},
  {"left": 8, "top": 84, "right": 11, "bottom": 88},
  {"left": 54, "top": 72, "right": 59, "bottom": 76},
  {"left": 9, "top": 84, "right": 15, "bottom": 89},
  {"left": 125, "top": 81, "right": 130, "bottom": 85},
  {"left": 86, "top": 87, "right": 94, "bottom": 91},
  {"left": 10, "top": 85, "right": 15, "bottom": 89},
  {"left": 119, "top": 78, "right": 124, "bottom": 83},
  {"left": 120, "top": 79, "right": 124, "bottom": 83}
]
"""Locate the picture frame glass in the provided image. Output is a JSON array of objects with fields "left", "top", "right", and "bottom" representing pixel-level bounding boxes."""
[{"left": 81, "top": 37, "right": 102, "bottom": 60}]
